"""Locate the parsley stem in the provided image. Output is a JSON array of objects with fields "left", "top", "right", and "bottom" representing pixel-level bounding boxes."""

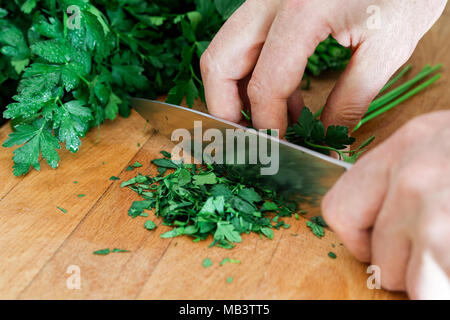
[
  {"left": 304, "top": 140, "right": 344, "bottom": 160},
  {"left": 190, "top": 65, "right": 203, "bottom": 85},
  {"left": 79, "top": 75, "right": 90, "bottom": 86},
  {"left": 56, "top": 97, "right": 64, "bottom": 108},
  {"left": 313, "top": 106, "right": 324, "bottom": 119},
  {"left": 354, "top": 73, "right": 442, "bottom": 132},
  {"left": 366, "top": 64, "right": 442, "bottom": 115},
  {"left": 378, "top": 64, "right": 412, "bottom": 94}
]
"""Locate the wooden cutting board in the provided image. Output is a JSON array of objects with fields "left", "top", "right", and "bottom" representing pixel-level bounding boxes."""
[{"left": 0, "top": 7, "right": 448, "bottom": 300}]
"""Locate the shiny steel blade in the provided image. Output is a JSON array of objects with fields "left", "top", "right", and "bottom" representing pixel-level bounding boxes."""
[{"left": 131, "top": 98, "right": 351, "bottom": 217}]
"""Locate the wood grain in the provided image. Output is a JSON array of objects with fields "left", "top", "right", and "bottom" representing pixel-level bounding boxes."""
[{"left": 1, "top": 6, "right": 449, "bottom": 300}]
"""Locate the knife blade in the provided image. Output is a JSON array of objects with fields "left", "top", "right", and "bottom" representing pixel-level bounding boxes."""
[{"left": 131, "top": 98, "right": 351, "bottom": 217}]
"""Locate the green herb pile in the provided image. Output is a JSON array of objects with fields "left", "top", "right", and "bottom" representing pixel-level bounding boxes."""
[
  {"left": 120, "top": 151, "right": 303, "bottom": 249},
  {"left": 0, "top": 0, "right": 351, "bottom": 176}
]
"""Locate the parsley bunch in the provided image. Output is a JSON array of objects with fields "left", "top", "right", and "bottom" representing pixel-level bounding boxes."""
[
  {"left": 286, "top": 107, "right": 375, "bottom": 163},
  {"left": 121, "top": 152, "right": 298, "bottom": 249},
  {"left": 1, "top": 0, "right": 352, "bottom": 176},
  {"left": 0, "top": 0, "right": 226, "bottom": 176}
]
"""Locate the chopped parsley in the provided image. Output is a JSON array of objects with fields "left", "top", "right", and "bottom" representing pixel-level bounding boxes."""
[
  {"left": 202, "top": 258, "right": 213, "bottom": 268},
  {"left": 133, "top": 161, "right": 143, "bottom": 168},
  {"left": 144, "top": 220, "right": 157, "bottom": 231},
  {"left": 93, "top": 248, "right": 130, "bottom": 255},
  {"left": 120, "top": 152, "right": 302, "bottom": 249},
  {"left": 220, "top": 258, "right": 241, "bottom": 266},
  {"left": 306, "top": 221, "right": 325, "bottom": 239},
  {"left": 56, "top": 206, "right": 67, "bottom": 214},
  {"left": 112, "top": 248, "right": 130, "bottom": 253},
  {"left": 93, "top": 249, "right": 110, "bottom": 255}
]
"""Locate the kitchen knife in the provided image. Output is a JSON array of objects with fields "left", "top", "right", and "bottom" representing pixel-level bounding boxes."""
[{"left": 131, "top": 98, "right": 351, "bottom": 215}]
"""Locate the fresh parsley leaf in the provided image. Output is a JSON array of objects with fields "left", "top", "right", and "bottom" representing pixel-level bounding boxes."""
[{"left": 3, "top": 120, "right": 60, "bottom": 176}]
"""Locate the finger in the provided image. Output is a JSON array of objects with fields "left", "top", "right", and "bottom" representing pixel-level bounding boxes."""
[
  {"left": 321, "top": 37, "right": 415, "bottom": 129},
  {"left": 287, "top": 86, "right": 305, "bottom": 125},
  {"left": 322, "top": 130, "right": 405, "bottom": 262},
  {"left": 248, "top": 1, "right": 331, "bottom": 136},
  {"left": 238, "top": 73, "right": 252, "bottom": 111},
  {"left": 406, "top": 247, "right": 450, "bottom": 300},
  {"left": 371, "top": 178, "right": 417, "bottom": 292},
  {"left": 200, "top": 0, "right": 280, "bottom": 123},
  {"left": 406, "top": 191, "right": 450, "bottom": 300}
]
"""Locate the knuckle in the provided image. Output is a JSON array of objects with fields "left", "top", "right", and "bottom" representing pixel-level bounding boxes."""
[
  {"left": 247, "top": 77, "right": 269, "bottom": 105},
  {"left": 418, "top": 211, "right": 450, "bottom": 252},
  {"left": 395, "top": 166, "right": 425, "bottom": 197},
  {"left": 397, "top": 115, "right": 433, "bottom": 143},
  {"left": 283, "top": 0, "right": 307, "bottom": 10},
  {"left": 394, "top": 163, "right": 439, "bottom": 198},
  {"left": 331, "top": 102, "right": 370, "bottom": 127}
]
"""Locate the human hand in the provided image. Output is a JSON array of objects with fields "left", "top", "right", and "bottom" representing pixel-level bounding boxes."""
[
  {"left": 200, "top": 0, "right": 447, "bottom": 136},
  {"left": 322, "top": 111, "right": 450, "bottom": 299}
]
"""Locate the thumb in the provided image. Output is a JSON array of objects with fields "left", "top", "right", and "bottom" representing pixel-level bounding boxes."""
[{"left": 321, "top": 39, "right": 414, "bottom": 129}]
